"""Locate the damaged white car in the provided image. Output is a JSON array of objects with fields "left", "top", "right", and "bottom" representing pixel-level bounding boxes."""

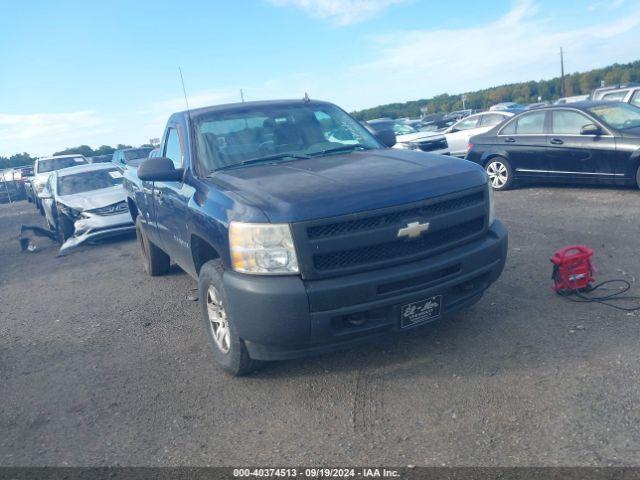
[{"left": 40, "top": 163, "right": 135, "bottom": 254}]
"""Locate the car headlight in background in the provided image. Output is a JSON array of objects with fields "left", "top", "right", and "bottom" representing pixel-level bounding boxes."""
[
  {"left": 88, "top": 201, "right": 129, "bottom": 216},
  {"left": 229, "top": 222, "right": 299, "bottom": 275},
  {"left": 395, "top": 142, "right": 419, "bottom": 150},
  {"left": 487, "top": 179, "right": 495, "bottom": 226}
]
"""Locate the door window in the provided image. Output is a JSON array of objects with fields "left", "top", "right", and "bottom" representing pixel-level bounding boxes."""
[
  {"left": 512, "top": 111, "right": 546, "bottom": 134},
  {"left": 453, "top": 116, "right": 479, "bottom": 131},
  {"left": 631, "top": 90, "right": 640, "bottom": 108},
  {"left": 164, "top": 128, "right": 183, "bottom": 168},
  {"left": 480, "top": 114, "right": 508, "bottom": 127},
  {"left": 602, "top": 90, "right": 628, "bottom": 102},
  {"left": 551, "top": 110, "right": 591, "bottom": 134}
]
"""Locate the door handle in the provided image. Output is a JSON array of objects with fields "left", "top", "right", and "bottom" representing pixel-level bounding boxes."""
[
  {"left": 550, "top": 138, "right": 564, "bottom": 145},
  {"left": 504, "top": 137, "right": 516, "bottom": 143}
]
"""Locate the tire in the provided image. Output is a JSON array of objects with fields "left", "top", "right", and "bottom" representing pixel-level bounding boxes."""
[
  {"left": 485, "top": 156, "right": 514, "bottom": 190},
  {"left": 198, "top": 259, "right": 263, "bottom": 376},
  {"left": 135, "top": 215, "right": 170, "bottom": 276},
  {"left": 636, "top": 165, "right": 640, "bottom": 190},
  {"left": 55, "top": 215, "right": 74, "bottom": 244}
]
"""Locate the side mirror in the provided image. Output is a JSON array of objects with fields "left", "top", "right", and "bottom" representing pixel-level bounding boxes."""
[
  {"left": 580, "top": 124, "right": 602, "bottom": 136},
  {"left": 375, "top": 129, "right": 396, "bottom": 148},
  {"left": 138, "top": 157, "right": 184, "bottom": 182},
  {"left": 447, "top": 126, "right": 458, "bottom": 133}
]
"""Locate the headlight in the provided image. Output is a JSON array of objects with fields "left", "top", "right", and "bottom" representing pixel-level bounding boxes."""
[
  {"left": 229, "top": 222, "right": 299, "bottom": 275},
  {"left": 395, "top": 142, "right": 418, "bottom": 150},
  {"left": 487, "top": 179, "right": 495, "bottom": 226},
  {"left": 58, "top": 203, "right": 82, "bottom": 220}
]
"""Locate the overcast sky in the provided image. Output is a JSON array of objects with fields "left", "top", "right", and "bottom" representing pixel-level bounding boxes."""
[{"left": 1, "top": 0, "right": 639, "bottom": 156}]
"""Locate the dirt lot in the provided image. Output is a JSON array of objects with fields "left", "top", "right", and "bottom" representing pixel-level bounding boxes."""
[{"left": 1, "top": 185, "right": 640, "bottom": 467}]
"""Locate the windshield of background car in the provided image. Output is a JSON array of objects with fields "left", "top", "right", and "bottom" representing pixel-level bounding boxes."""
[
  {"left": 391, "top": 122, "right": 417, "bottom": 135},
  {"left": 195, "top": 103, "right": 382, "bottom": 172},
  {"left": 57, "top": 169, "right": 123, "bottom": 196},
  {"left": 124, "top": 148, "right": 153, "bottom": 161},
  {"left": 588, "top": 103, "right": 640, "bottom": 130},
  {"left": 37, "top": 157, "right": 85, "bottom": 173}
]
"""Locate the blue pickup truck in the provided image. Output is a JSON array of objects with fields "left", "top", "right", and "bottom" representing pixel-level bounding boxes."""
[{"left": 124, "top": 99, "right": 508, "bottom": 375}]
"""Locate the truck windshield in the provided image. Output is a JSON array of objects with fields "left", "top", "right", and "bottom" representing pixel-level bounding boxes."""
[
  {"left": 37, "top": 157, "right": 85, "bottom": 173},
  {"left": 57, "top": 169, "right": 123, "bottom": 196},
  {"left": 194, "top": 103, "right": 382, "bottom": 172}
]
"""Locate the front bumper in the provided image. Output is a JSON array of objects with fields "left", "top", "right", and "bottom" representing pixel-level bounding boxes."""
[
  {"left": 59, "top": 211, "right": 135, "bottom": 255},
  {"left": 223, "top": 220, "right": 508, "bottom": 360}
]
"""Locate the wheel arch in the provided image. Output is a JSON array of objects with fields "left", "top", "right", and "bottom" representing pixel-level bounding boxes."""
[
  {"left": 126, "top": 197, "right": 139, "bottom": 222},
  {"left": 191, "top": 234, "right": 221, "bottom": 276},
  {"left": 480, "top": 149, "right": 512, "bottom": 167}
]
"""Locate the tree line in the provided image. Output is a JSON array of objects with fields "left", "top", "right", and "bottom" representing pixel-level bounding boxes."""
[{"left": 351, "top": 60, "right": 640, "bottom": 120}]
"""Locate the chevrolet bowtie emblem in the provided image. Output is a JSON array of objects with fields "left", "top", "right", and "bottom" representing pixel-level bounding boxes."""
[{"left": 397, "top": 221, "right": 430, "bottom": 239}]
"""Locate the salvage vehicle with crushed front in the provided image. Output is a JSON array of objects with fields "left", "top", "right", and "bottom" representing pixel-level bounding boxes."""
[
  {"left": 124, "top": 99, "right": 508, "bottom": 376},
  {"left": 40, "top": 163, "right": 134, "bottom": 254}
]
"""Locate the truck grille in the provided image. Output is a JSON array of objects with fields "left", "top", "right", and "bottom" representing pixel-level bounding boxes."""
[
  {"left": 307, "top": 192, "right": 483, "bottom": 239},
  {"left": 314, "top": 218, "right": 484, "bottom": 271},
  {"left": 293, "top": 187, "right": 488, "bottom": 279}
]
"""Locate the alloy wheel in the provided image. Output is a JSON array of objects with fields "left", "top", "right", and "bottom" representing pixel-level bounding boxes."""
[
  {"left": 206, "top": 286, "right": 230, "bottom": 354},
  {"left": 486, "top": 160, "right": 509, "bottom": 189}
]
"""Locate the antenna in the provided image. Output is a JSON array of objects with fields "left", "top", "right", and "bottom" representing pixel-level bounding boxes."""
[
  {"left": 178, "top": 67, "right": 191, "bottom": 114},
  {"left": 240, "top": 89, "right": 245, "bottom": 103}
]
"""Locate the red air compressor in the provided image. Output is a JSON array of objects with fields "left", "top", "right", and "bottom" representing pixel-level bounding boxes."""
[{"left": 551, "top": 245, "right": 595, "bottom": 293}]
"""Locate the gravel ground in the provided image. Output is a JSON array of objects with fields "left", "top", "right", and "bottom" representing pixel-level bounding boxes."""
[{"left": 1, "top": 185, "right": 640, "bottom": 467}]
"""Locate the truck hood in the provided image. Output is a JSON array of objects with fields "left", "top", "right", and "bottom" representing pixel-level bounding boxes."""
[
  {"left": 57, "top": 185, "right": 126, "bottom": 211},
  {"left": 206, "top": 149, "right": 486, "bottom": 223}
]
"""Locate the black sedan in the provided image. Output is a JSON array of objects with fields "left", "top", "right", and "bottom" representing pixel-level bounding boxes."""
[{"left": 466, "top": 101, "right": 640, "bottom": 190}]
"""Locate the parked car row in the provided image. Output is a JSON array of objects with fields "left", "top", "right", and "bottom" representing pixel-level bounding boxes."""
[
  {"left": 367, "top": 111, "right": 514, "bottom": 157},
  {"left": 24, "top": 147, "right": 157, "bottom": 253}
]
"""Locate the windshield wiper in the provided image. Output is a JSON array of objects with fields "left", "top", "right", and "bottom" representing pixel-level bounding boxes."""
[
  {"left": 212, "top": 153, "right": 311, "bottom": 172},
  {"left": 310, "top": 144, "right": 371, "bottom": 156}
]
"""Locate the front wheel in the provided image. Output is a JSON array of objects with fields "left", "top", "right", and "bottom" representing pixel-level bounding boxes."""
[
  {"left": 55, "top": 215, "right": 74, "bottom": 244},
  {"left": 198, "top": 259, "right": 262, "bottom": 376},
  {"left": 485, "top": 157, "right": 514, "bottom": 190}
]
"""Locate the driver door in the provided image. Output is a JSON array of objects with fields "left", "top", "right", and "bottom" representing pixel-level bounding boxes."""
[{"left": 154, "top": 124, "right": 193, "bottom": 269}]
